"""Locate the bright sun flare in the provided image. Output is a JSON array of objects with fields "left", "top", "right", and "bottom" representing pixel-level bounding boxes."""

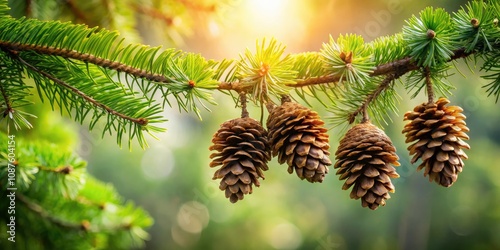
[
  {"left": 250, "top": 0, "right": 287, "bottom": 17},
  {"left": 242, "top": 0, "right": 298, "bottom": 37}
]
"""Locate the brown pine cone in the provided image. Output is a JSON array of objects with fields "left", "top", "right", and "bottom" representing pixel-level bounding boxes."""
[
  {"left": 335, "top": 122, "right": 400, "bottom": 210},
  {"left": 267, "top": 101, "right": 331, "bottom": 183},
  {"left": 402, "top": 97, "right": 470, "bottom": 187},
  {"left": 209, "top": 117, "right": 271, "bottom": 203}
]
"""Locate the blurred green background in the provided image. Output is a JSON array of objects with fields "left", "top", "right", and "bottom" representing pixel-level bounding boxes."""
[{"left": 18, "top": 0, "right": 500, "bottom": 249}]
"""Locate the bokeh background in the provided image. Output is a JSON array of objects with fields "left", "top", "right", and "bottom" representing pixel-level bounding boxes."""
[{"left": 17, "top": 0, "right": 500, "bottom": 249}]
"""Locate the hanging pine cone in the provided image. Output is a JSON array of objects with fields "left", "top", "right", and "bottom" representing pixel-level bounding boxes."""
[
  {"left": 402, "top": 97, "right": 470, "bottom": 187},
  {"left": 209, "top": 117, "right": 271, "bottom": 203},
  {"left": 335, "top": 122, "right": 400, "bottom": 210},
  {"left": 267, "top": 100, "right": 331, "bottom": 183}
]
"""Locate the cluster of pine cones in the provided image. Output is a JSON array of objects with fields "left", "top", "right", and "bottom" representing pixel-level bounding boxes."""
[{"left": 208, "top": 97, "right": 469, "bottom": 209}]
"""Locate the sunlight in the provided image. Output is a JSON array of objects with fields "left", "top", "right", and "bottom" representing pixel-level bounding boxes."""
[
  {"left": 249, "top": 0, "right": 287, "bottom": 19},
  {"left": 240, "top": 0, "right": 307, "bottom": 43},
  {"left": 242, "top": 0, "right": 295, "bottom": 36}
]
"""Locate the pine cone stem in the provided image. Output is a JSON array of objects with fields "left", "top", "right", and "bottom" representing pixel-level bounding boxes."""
[
  {"left": 424, "top": 67, "right": 434, "bottom": 103},
  {"left": 240, "top": 92, "right": 249, "bottom": 118},
  {"left": 281, "top": 95, "right": 292, "bottom": 104}
]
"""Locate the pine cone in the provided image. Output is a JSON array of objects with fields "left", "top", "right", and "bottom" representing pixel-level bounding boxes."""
[
  {"left": 335, "top": 122, "right": 400, "bottom": 210},
  {"left": 402, "top": 97, "right": 470, "bottom": 187},
  {"left": 267, "top": 101, "right": 331, "bottom": 183},
  {"left": 209, "top": 117, "right": 271, "bottom": 203}
]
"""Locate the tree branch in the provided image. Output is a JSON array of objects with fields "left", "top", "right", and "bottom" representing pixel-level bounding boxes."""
[
  {"left": 220, "top": 48, "right": 474, "bottom": 91},
  {"left": 5, "top": 49, "right": 149, "bottom": 126},
  {"left": 0, "top": 41, "right": 172, "bottom": 84},
  {"left": 17, "top": 193, "right": 87, "bottom": 231}
]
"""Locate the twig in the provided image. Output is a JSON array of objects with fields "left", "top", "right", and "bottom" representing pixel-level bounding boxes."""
[
  {"left": 293, "top": 75, "right": 340, "bottom": 88},
  {"left": 348, "top": 70, "right": 405, "bottom": 124},
  {"left": 6, "top": 50, "right": 149, "bottom": 126},
  {"left": 424, "top": 67, "right": 434, "bottom": 103},
  {"left": 240, "top": 91, "right": 248, "bottom": 118},
  {"left": 347, "top": 75, "right": 393, "bottom": 124},
  {"left": 38, "top": 165, "right": 74, "bottom": 175}
]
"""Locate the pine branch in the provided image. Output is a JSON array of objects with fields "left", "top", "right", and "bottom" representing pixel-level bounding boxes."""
[
  {"left": 16, "top": 193, "right": 86, "bottom": 231},
  {"left": 220, "top": 48, "right": 474, "bottom": 92},
  {"left": 17, "top": 192, "right": 146, "bottom": 234},
  {"left": 8, "top": 49, "right": 149, "bottom": 126},
  {"left": 0, "top": 41, "right": 172, "bottom": 84},
  {"left": 0, "top": 0, "right": 498, "bottom": 137}
]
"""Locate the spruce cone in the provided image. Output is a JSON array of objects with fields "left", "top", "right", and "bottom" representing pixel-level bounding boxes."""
[
  {"left": 402, "top": 97, "right": 470, "bottom": 187},
  {"left": 335, "top": 122, "right": 400, "bottom": 210},
  {"left": 267, "top": 101, "right": 331, "bottom": 183},
  {"left": 209, "top": 117, "right": 271, "bottom": 203}
]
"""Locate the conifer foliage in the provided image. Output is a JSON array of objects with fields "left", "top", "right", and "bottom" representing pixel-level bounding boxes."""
[{"left": 0, "top": 0, "right": 499, "bottom": 247}]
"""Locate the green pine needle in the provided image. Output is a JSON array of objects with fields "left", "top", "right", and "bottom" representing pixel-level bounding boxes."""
[
  {"left": 403, "top": 7, "right": 457, "bottom": 67},
  {"left": 321, "top": 34, "right": 375, "bottom": 87},
  {"left": 237, "top": 38, "right": 297, "bottom": 102},
  {"left": 454, "top": 1, "right": 496, "bottom": 52}
]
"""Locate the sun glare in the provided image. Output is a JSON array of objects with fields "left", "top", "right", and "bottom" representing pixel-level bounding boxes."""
[
  {"left": 240, "top": 0, "right": 303, "bottom": 40},
  {"left": 250, "top": 0, "right": 287, "bottom": 18}
]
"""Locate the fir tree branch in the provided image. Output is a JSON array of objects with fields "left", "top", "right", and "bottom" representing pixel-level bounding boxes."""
[
  {"left": 16, "top": 193, "right": 86, "bottom": 231},
  {"left": 0, "top": 41, "right": 172, "bottom": 84},
  {"left": 219, "top": 48, "right": 475, "bottom": 91},
  {"left": 5, "top": 49, "right": 149, "bottom": 126},
  {"left": 17, "top": 190, "right": 142, "bottom": 233}
]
